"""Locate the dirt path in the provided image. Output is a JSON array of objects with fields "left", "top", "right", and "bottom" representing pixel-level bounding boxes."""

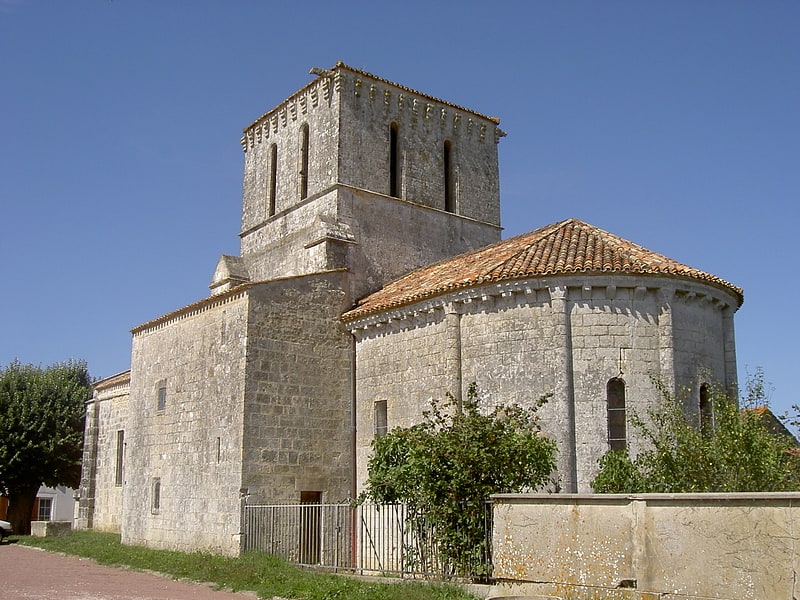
[{"left": 2, "top": 542, "right": 264, "bottom": 600}]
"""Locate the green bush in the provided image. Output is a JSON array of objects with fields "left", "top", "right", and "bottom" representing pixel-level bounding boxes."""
[{"left": 592, "top": 371, "right": 800, "bottom": 493}]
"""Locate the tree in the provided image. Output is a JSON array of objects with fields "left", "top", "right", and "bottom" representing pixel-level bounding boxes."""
[
  {"left": 361, "top": 383, "right": 557, "bottom": 578},
  {"left": 592, "top": 370, "right": 800, "bottom": 494},
  {"left": 0, "top": 360, "right": 90, "bottom": 534}
]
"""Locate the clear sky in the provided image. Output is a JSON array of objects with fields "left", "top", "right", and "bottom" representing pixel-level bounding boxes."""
[{"left": 1, "top": 1, "right": 798, "bottom": 416}]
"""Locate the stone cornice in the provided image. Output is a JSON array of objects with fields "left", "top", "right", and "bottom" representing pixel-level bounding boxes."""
[
  {"left": 238, "top": 182, "right": 503, "bottom": 240},
  {"left": 344, "top": 274, "right": 739, "bottom": 336},
  {"left": 131, "top": 284, "right": 252, "bottom": 336},
  {"left": 132, "top": 270, "right": 351, "bottom": 337},
  {"left": 240, "top": 61, "right": 505, "bottom": 152},
  {"left": 92, "top": 369, "right": 131, "bottom": 394}
]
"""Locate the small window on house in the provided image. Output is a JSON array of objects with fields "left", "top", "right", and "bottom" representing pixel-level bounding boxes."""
[
  {"left": 152, "top": 478, "right": 161, "bottom": 513},
  {"left": 374, "top": 400, "right": 388, "bottom": 437},
  {"left": 115, "top": 430, "right": 125, "bottom": 486},
  {"left": 443, "top": 139, "right": 454, "bottom": 213},
  {"left": 389, "top": 122, "right": 399, "bottom": 197},
  {"left": 700, "top": 383, "right": 713, "bottom": 436},
  {"left": 299, "top": 123, "right": 309, "bottom": 200},
  {"left": 268, "top": 143, "right": 278, "bottom": 217},
  {"left": 156, "top": 380, "right": 167, "bottom": 411},
  {"left": 37, "top": 497, "right": 52, "bottom": 521},
  {"left": 607, "top": 378, "right": 627, "bottom": 451}
]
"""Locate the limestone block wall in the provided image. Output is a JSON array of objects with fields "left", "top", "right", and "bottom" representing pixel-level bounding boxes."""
[
  {"left": 77, "top": 372, "right": 130, "bottom": 532},
  {"left": 240, "top": 186, "right": 500, "bottom": 302},
  {"left": 122, "top": 290, "right": 249, "bottom": 555},
  {"left": 341, "top": 187, "right": 501, "bottom": 299},
  {"left": 491, "top": 493, "right": 800, "bottom": 600},
  {"left": 241, "top": 73, "right": 339, "bottom": 235},
  {"left": 352, "top": 315, "right": 451, "bottom": 493},
  {"left": 241, "top": 271, "right": 354, "bottom": 504},
  {"left": 239, "top": 190, "right": 343, "bottom": 281},
  {"left": 91, "top": 387, "right": 129, "bottom": 532},
  {"left": 349, "top": 274, "right": 739, "bottom": 494},
  {"left": 336, "top": 68, "right": 502, "bottom": 224}
]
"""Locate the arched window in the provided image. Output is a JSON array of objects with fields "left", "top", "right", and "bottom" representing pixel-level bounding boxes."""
[
  {"left": 699, "top": 383, "right": 713, "bottom": 436},
  {"left": 444, "top": 139, "right": 454, "bottom": 213},
  {"left": 389, "top": 122, "right": 399, "bottom": 197},
  {"left": 268, "top": 143, "right": 277, "bottom": 217},
  {"left": 299, "top": 124, "right": 309, "bottom": 200},
  {"left": 607, "top": 378, "right": 627, "bottom": 451}
]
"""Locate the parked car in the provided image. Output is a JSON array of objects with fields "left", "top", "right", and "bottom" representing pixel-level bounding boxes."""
[{"left": 0, "top": 519, "right": 12, "bottom": 541}]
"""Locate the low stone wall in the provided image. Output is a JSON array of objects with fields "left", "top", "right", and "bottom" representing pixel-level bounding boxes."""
[
  {"left": 30, "top": 521, "right": 73, "bottom": 537},
  {"left": 490, "top": 493, "right": 800, "bottom": 600}
]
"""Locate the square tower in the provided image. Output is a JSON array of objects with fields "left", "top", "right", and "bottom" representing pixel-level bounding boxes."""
[{"left": 233, "top": 62, "right": 504, "bottom": 300}]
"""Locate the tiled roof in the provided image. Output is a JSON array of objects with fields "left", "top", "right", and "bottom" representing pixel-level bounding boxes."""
[
  {"left": 342, "top": 219, "right": 743, "bottom": 321},
  {"left": 93, "top": 370, "right": 131, "bottom": 392}
]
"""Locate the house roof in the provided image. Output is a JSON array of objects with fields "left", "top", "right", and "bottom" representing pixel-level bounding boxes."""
[{"left": 342, "top": 218, "right": 744, "bottom": 321}]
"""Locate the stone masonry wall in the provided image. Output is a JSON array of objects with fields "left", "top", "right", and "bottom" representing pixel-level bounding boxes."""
[
  {"left": 77, "top": 374, "right": 130, "bottom": 532},
  {"left": 122, "top": 291, "right": 249, "bottom": 555},
  {"left": 91, "top": 386, "right": 129, "bottom": 532},
  {"left": 336, "top": 68, "right": 502, "bottom": 224},
  {"left": 349, "top": 274, "right": 740, "bottom": 494},
  {"left": 491, "top": 493, "right": 800, "bottom": 600},
  {"left": 352, "top": 315, "right": 451, "bottom": 493},
  {"left": 238, "top": 65, "right": 502, "bottom": 302},
  {"left": 241, "top": 74, "right": 339, "bottom": 236},
  {"left": 241, "top": 271, "right": 354, "bottom": 504}
]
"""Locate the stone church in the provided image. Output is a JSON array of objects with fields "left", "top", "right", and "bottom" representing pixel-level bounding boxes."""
[{"left": 77, "top": 62, "right": 743, "bottom": 555}]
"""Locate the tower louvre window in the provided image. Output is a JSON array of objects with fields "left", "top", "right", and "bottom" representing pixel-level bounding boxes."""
[
  {"left": 607, "top": 378, "right": 626, "bottom": 451},
  {"left": 390, "top": 122, "right": 399, "bottom": 198},
  {"left": 300, "top": 123, "right": 309, "bottom": 200},
  {"left": 268, "top": 143, "right": 277, "bottom": 217},
  {"left": 444, "top": 139, "right": 454, "bottom": 213}
]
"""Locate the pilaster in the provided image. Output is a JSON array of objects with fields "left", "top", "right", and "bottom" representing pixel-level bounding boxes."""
[{"left": 549, "top": 286, "right": 577, "bottom": 493}]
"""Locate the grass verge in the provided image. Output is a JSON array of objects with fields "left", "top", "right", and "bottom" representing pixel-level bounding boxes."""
[{"left": 17, "top": 530, "right": 478, "bottom": 600}]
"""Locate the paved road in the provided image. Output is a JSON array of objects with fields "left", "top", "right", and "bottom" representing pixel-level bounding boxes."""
[{"left": 2, "top": 542, "right": 263, "bottom": 600}]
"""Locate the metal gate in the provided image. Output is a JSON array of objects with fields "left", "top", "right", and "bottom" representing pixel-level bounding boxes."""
[{"left": 241, "top": 501, "right": 492, "bottom": 579}]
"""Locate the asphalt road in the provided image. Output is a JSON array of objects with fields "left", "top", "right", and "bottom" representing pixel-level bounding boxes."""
[{"left": 2, "top": 542, "right": 263, "bottom": 600}]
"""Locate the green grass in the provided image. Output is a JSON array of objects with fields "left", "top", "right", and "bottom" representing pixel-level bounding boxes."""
[{"left": 17, "top": 530, "right": 478, "bottom": 600}]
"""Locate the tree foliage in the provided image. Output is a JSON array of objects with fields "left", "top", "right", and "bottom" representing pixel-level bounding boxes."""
[
  {"left": 0, "top": 360, "right": 90, "bottom": 534},
  {"left": 361, "top": 383, "right": 557, "bottom": 578},
  {"left": 592, "top": 370, "right": 800, "bottom": 493}
]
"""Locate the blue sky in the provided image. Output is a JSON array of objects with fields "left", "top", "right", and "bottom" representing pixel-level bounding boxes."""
[{"left": 1, "top": 1, "right": 798, "bottom": 416}]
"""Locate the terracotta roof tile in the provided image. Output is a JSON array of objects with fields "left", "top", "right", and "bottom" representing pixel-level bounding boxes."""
[{"left": 342, "top": 219, "right": 743, "bottom": 321}]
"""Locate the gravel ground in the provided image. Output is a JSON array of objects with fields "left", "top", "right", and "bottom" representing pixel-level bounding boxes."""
[{"left": 2, "top": 542, "right": 267, "bottom": 600}]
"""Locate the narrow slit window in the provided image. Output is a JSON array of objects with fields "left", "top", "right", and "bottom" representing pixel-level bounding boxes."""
[
  {"left": 699, "top": 383, "right": 713, "bottom": 436},
  {"left": 607, "top": 378, "right": 627, "bottom": 451},
  {"left": 444, "top": 140, "right": 454, "bottom": 213},
  {"left": 115, "top": 430, "right": 125, "bottom": 486},
  {"left": 151, "top": 478, "right": 161, "bottom": 513},
  {"left": 156, "top": 380, "right": 167, "bottom": 412},
  {"left": 374, "top": 400, "right": 388, "bottom": 437},
  {"left": 390, "top": 122, "right": 399, "bottom": 197},
  {"left": 299, "top": 124, "right": 309, "bottom": 200},
  {"left": 268, "top": 143, "right": 277, "bottom": 216}
]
